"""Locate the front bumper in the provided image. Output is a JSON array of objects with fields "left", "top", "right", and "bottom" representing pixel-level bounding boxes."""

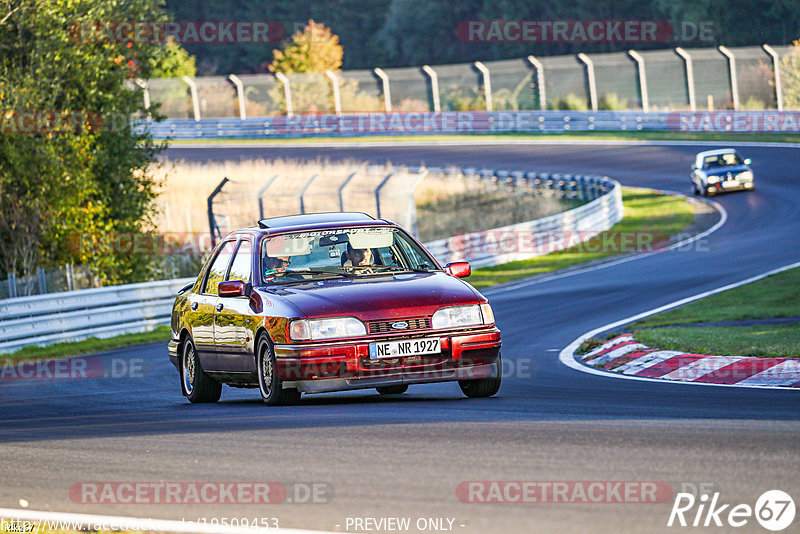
[
  {"left": 274, "top": 327, "right": 501, "bottom": 394},
  {"left": 168, "top": 339, "right": 180, "bottom": 370},
  {"left": 707, "top": 180, "right": 754, "bottom": 194}
]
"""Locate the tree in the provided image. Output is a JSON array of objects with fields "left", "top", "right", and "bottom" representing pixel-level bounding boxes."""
[
  {"left": 269, "top": 20, "right": 343, "bottom": 74},
  {"left": 0, "top": 0, "right": 190, "bottom": 286},
  {"left": 781, "top": 39, "right": 800, "bottom": 109}
]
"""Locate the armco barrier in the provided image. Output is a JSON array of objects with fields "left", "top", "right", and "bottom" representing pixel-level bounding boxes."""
[
  {"left": 142, "top": 111, "right": 671, "bottom": 139},
  {"left": 0, "top": 169, "right": 621, "bottom": 353},
  {"left": 422, "top": 170, "right": 622, "bottom": 267},
  {"left": 0, "top": 278, "right": 194, "bottom": 353}
]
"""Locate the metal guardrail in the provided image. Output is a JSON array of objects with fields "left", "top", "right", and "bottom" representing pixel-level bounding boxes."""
[
  {"left": 0, "top": 169, "right": 621, "bottom": 353},
  {"left": 142, "top": 111, "right": 672, "bottom": 139},
  {"left": 0, "top": 278, "right": 194, "bottom": 353},
  {"left": 422, "top": 171, "right": 622, "bottom": 267}
]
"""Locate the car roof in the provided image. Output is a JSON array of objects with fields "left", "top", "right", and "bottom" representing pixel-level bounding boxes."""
[
  {"left": 696, "top": 148, "right": 738, "bottom": 159},
  {"left": 231, "top": 212, "right": 396, "bottom": 237},
  {"left": 257, "top": 212, "right": 375, "bottom": 229}
]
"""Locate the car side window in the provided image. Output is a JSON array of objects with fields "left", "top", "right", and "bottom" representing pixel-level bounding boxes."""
[
  {"left": 227, "top": 239, "right": 252, "bottom": 284},
  {"left": 203, "top": 240, "right": 236, "bottom": 295}
]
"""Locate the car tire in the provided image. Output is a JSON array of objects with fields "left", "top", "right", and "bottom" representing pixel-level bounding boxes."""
[
  {"left": 376, "top": 384, "right": 408, "bottom": 395},
  {"left": 458, "top": 354, "right": 502, "bottom": 398},
  {"left": 257, "top": 334, "right": 300, "bottom": 406},
  {"left": 180, "top": 337, "right": 222, "bottom": 403}
]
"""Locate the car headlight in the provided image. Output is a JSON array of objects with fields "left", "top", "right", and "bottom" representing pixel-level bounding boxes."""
[
  {"left": 707, "top": 176, "right": 720, "bottom": 184},
  {"left": 289, "top": 317, "right": 366, "bottom": 341},
  {"left": 432, "top": 304, "right": 493, "bottom": 329},
  {"left": 739, "top": 171, "right": 753, "bottom": 180}
]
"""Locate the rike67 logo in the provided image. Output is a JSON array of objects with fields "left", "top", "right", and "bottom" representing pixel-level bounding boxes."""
[{"left": 668, "top": 490, "right": 795, "bottom": 531}]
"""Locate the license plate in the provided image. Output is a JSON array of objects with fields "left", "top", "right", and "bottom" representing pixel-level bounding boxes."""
[
  {"left": 722, "top": 180, "right": 738, "bottom": 188},
  {"left": 369, "top": 337, "right": 441, "bottom": 359}
]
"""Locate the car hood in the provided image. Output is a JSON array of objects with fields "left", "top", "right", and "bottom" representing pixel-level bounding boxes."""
[
  {"left": 259, "top": 272, "right": 483, "bottom": 321},
  {"left": 703, "top": 164, "right": 751, "bottom": 176}
]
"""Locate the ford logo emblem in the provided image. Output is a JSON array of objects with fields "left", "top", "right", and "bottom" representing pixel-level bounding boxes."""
[{"left": 392, "top": 321, "right": 409, "bottom": 330}]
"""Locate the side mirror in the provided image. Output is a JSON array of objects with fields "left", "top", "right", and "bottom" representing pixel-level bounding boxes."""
[
  {"left": 744, "top": 158, "right": 752, "bottom": 165},
  {"left": 690, "top": 164, "right": 696, "bottom": 170},
  {"left": 218, "top": 280, "right": 247, "bottom": 298},
  {"left": 444, "top": 261, "right": 471, "bottom": 278}
]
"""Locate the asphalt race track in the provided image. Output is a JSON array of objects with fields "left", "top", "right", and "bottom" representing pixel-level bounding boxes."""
[{"left": 1, "top": 142, "right": 799, "bottom": 533}]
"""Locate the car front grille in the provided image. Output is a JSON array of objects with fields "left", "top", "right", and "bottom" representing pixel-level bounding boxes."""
[{"left": 368, "top": 317, "right": 431, "bottom": 334}]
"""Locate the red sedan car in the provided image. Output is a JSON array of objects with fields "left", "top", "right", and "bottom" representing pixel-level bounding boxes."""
[{"left": 168, "top": 212, "right": 502, "bottom": 405}]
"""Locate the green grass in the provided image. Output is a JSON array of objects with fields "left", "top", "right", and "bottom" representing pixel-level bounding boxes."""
[
  {"left": 633, "top": 267, "right": 800, "bottom": 327},
  {"left": 169, "top": 130, "right": 800, "bottom": 145},
  {"left": 468, "top": 187, "right": 698, "bottom": 289},
  {"left": 633, "top": 324, "right": 800, "bottom": 358},
  {"left": 626, "top": 266, "right": 800, "bottom": 359},
  {"left": 0, "top": 326, "right": 170, "bottom": 364}
]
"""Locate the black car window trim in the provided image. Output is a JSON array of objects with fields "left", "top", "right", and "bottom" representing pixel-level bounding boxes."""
[
  {"left": 201, "top": 238, "right": 239, "bottom": 296},
  {"left": 224, "top": 237, "right": 254, "bottom": 286},
  {"left": 258, "top": 226, "right": 441, "bottom": 283}
]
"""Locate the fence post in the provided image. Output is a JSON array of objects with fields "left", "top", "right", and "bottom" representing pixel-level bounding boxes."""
[
  {"left": 762, "top": 44, "right": 783, "bottom": 111},
  {"left": 407, "top": 169, "right": 429, "bottom": 236},
  {"left": 718, "top": 46, "right": 739, "bottom": 110},
  {"left": 325, "top": 71, "right": 342, "bottom": 116},
  {"left": 577, "top": 53, "right": 598, "bottom": 111},
  {"left": 338, "top": 171, "right": 359, "bottom": 211},
  {"left": 473, "top": 61, "right": 493, "bottom": 111},
  {"left": 181, "top": 76, "right": 201, "bottom": 121},
  {"left": 257, "top": 175, "right": 278, "bottom": 219},
  {"left": 373, "top": 68, "right": 392, "bottom": 113},
  {"left": 375, "top": 173, "right": 395, "bottom": 219},
  {"left": 207, "top": 177, "right": 230, "bottom": 247},
  {"left": 628, "top": 50, "right": 649, "bottom": 112},
  {"left": 65, "top": 264, "right": 75, "bottom": 292},
  {"left": 275, "top": 72, "right": 293, "bottom": 117},
  {"left": 422, "top": 65, "right": 441, "bottom": 112},
  {"left": 8, "top": 272, "right": 17, "bottom": 298},
  {"left": 527, "top": 55, "right": 546, "bottom": 110},
  {"left": 298, "top": 174, "right": 319, "bottom": 214},
  {"left": 133, "top": 79, "right": 151, "bottom": 119},
  {"left": 675, "top": 47, "right": 696, "bottom": 111},
  {"left": 228, "top": 74, "right": 247, "bottom": 119},
  {"left": 37, "top": 267, "right": 47, "bottom": 295}
]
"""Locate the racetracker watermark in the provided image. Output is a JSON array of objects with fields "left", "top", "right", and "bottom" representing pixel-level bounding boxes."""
[
  {"left": 272, "top": 112, "right": 483, "bottom": 135},
  {"left": 448, "top": 230, "right": 673, "bottom": 258},
  {"left": 280, "top": 357, "right": 530, "bottom": 381},
  {"left": 455, "top": 20, "right": 715, "bottom": 43},
  {"left": 0, "top": 111, "right": 107, "bottom": 135},
  {"left": 69, "top": 482, "right": 332, "bottom": 504},
  {"left": 0, "top": 356, "right": 145, "bottom": 382},
  {"left": 68, "top": 232, "right": 216, "bottom": 256},
  {"left": 457, "top": 481, "right": 674, "bottom": 504},
  {"left": 70, "top": 21, "right": 285, "bottom": 44},
  {"left": 669, "top": 111, "right": 800, "bottom": 133}
]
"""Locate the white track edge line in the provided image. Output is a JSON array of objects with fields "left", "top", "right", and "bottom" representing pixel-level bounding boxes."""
[
  {"left": 558, "top": 260, "right": 800, "bottom": 391},
  {"left": 484, "top": 189, "right": 727, "bottom": 295},
  {"left": 0, "top": 508, "right": 334, "bottom": 534}
]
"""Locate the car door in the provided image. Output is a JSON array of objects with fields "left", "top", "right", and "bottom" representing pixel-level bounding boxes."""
[
  {"left": 214, "top": 238, "right": 255, "bottom": 373},
  {"left": 190, "top": 239, "right": 236, "bottom": 371}
]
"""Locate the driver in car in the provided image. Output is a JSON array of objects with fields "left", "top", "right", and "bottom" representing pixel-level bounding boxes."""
[
  {"left": 343, "top": 243, "right": 374, "bottom": 272},
  {"left": 264, "top": 255, "right": 290, "bottom": 276}
]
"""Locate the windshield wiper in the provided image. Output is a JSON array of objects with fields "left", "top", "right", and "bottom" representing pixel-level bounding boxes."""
[{"left": 369, "top": 266, "right": 435, "bottom": 274}]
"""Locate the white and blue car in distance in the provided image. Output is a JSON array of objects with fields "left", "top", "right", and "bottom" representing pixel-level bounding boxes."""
[{"left": 691, "top": 148, "right": 754, "bottom": 196}]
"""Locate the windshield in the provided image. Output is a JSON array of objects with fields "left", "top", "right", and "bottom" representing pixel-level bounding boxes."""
[
  {"left": 260, "top": 227, "right": 437, "bottom": 283},
  {"left": 702, "top": 153, "right": 743, "bottom": 169}
]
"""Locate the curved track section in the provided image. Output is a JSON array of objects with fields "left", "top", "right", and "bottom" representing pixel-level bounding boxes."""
[{"left": 1, "top": 142, "right": 799, "bottom": 534}]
